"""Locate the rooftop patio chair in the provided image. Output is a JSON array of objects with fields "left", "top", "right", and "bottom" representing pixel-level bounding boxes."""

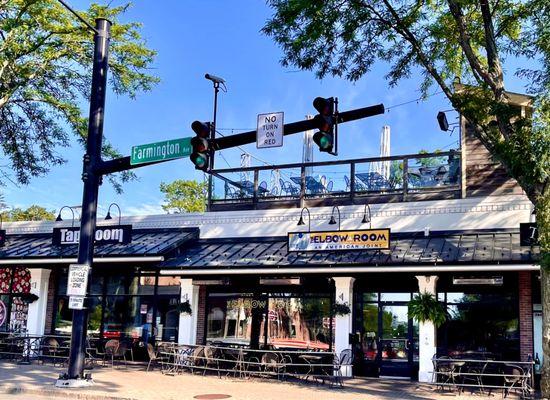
[
  {"left": 326, "top": 181, "right": 334, "bottom": 192},
  {"left": 259, "top": 181, "right": 268, "bottom": 197},
  {"left": 344, "top": 175, "right": 350, "bottom": 191},
  {"left": 269, "top": 186, "right": 279, "bottom": 197}
]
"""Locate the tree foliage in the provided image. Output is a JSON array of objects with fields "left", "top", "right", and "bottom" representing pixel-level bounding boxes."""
[
  {"left": 264, "top": 0, "right": 550, "bottom": 393},
  {"left": 2, "top": 204, "right": 55, "bottom": 221},
  {"left": 0, "top": 0, "right": 158, "bottom": 191},
  {"left": 159, "top": 180, "right": 207, "bottom": 213}
]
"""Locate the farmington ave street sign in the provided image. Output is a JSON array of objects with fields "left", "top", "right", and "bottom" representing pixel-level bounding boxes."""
[{"left": 130, "top": 137, "right": 192, "bottom": 165}]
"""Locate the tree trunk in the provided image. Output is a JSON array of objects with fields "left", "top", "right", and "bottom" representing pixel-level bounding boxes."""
[{"left": 536, "top": 187, "right": 550, "bottom": 398}]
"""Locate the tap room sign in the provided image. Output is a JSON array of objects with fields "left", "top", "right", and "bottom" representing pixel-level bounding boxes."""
[
  {"left": 53, "top": 225, "right": 132, "bottom": 246},
  {"left": 288, "top": 228, "right": 391, "bottom": 252}
]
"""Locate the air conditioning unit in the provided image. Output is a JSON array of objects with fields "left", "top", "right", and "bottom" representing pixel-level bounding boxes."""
[{"left": 452, "top": 276, "right": 503, "bottom": 286}]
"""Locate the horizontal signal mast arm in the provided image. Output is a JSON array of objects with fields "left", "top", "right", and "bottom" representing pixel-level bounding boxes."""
[
  {"left": 98, "top": 103, "right": 385, "bottom": 175},
  {"left": 213, "top": 103, "right": 385, "bottom": 150}
]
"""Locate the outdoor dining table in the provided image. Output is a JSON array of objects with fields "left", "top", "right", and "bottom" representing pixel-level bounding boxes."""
[
  {"left": 223, "top": 348, "right": 250, "bottom": 378},
  {"left": 233, "top": 180, "right": 270, "bottom": 197},
  {"left": 299, "top": 354, "right": 327, "bottom": 382}
]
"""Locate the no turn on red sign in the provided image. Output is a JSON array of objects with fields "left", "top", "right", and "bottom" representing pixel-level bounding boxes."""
[{"left": 257, "top": 112, "right": 284, "bottom": 148}]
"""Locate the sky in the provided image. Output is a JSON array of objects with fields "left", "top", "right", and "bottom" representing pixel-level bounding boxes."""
[{"left": 2, "top": 0, "right": 533, "bottom": 217}]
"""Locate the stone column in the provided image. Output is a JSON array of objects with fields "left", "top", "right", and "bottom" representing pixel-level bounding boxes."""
[
  {"left": 415, "top": 275, "right": 439, "bottom": 383},
  {"left": 178, "top": 278, "right": 199, "bottom": 345},
  {"left": 333, "top": 277, "right": 355, "bottom": 377},
  {"left": 27, "top": 268, "right": 51, "bottom": 336}
]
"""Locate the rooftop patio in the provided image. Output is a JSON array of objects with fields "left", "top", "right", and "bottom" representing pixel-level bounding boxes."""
[{"left": 208, "top": 150, "right": 461, "bottom": 211}]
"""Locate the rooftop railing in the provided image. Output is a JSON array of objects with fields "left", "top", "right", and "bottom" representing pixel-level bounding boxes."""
[{"left": 208, "top": 150, "right": 461, "bottom": 210}]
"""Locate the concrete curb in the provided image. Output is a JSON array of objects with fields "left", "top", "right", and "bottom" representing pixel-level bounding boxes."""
[{"left": 0, "top": 385, "right": 137, "bottom": 400}]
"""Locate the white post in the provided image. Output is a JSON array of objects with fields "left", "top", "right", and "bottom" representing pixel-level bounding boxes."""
[
  {"left": 415, "top": 275, "right": 439, "bottom": 383},
  {"left": 178, "top": 279, "right": 199, "bottom": 345},
  {"left": 333, "top": 277, "right": 355, "bottom": 377},
  {"left": 26, "top": 268, "right": 51, "bottom": 336}
]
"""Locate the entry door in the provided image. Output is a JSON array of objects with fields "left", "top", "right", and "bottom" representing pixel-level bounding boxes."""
[{"left": 378, "top": 304, "right": 416, "bottom": 377}]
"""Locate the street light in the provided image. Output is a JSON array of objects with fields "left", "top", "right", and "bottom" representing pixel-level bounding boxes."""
[
  {"left": 328, "top": 205, "right": 341, "bottom": 230},
  {"left": 55, "top": 206, "right": 76, "bottom": 227},
  {"left": 105, "top": 203, "right": 121, "bottom": 224},
  {"left": 361, "top": 204, "right": 372, "bottom": 228},
  {"left": 297, "top": 207, "right": 311, "bottom": 232}
]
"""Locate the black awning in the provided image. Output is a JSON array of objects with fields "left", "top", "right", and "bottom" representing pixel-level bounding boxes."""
[
  {"left": 161, "top": 231, "right": 539, "bottom": 270},
  {"left": 0, "top": 228, "right": 199, "bottom": 260}
]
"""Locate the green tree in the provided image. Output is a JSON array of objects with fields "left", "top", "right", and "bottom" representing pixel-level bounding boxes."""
[
  {"left": 0, "top": 1, "right": 158, "bottom": 192},
  {"left": 159, "top": 180, "right": 207, "bottom": 213},
  {"left": 264, "top": 0, "right": 550, "bottom": 392},
  {"left": 2, "top": 205, "right": 55, "bottom": 221}
]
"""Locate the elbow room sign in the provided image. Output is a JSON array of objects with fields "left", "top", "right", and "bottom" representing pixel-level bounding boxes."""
[
  {"left": 53, "top": 225, "right": 132, "bottom": 246},
  {"left": 288, "top": 228, "right": 391, "bottom": 252}
]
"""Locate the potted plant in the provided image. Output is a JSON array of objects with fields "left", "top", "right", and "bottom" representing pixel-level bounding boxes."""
[
  {"left": 408, "top": 292, "right": 446, "bottom": 327},
  {"left": 177, "top": 300, "right": 192, "bottom": 315},
  {"left": 332, "top": 301, "right": 351, "bottom": 316}
]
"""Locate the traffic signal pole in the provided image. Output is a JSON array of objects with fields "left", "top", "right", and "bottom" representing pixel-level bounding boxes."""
[{"left": 56, "top": 18, "right": 111, "bottom": 387}]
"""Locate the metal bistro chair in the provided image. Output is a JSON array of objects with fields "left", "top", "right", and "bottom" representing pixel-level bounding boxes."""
[
  {"left": 331, "top": 349, "right": 353, "bottom": 388},
  {"left": 502, "top": 364, "right": 530, "bottom": 398},
  {"left": 203, "top": 346, "right": 221, "bottom": 378},
  {"left": 146, "top": 343, "right": 160, "bottom": 372},
  {"left": 40, "top": 337, "right": 60, "bottom": 366},
  {"left": 101, "top": 339, "right": 127, "bottom": 368}
]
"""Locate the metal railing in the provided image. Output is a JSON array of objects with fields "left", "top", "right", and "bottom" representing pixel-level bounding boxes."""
[
  {"left": 208, "top": 150, "right": 461, "bottom": 209},
  {"left": 431, "top": 357, "right": 535, "bottom": 398},
  {"left": 154, "top": 342, "right": 348, "bottom": 386}
]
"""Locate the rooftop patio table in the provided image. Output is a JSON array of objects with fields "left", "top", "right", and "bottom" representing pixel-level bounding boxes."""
[
  {"left": 289, "top": 176, "right": 325, "bottom": 194},
  {"left": 356, "top": 172, "right": 392, "bottom": 191}
]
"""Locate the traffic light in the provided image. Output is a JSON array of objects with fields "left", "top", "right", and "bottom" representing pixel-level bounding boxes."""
[
  {"left": 190, "top": 121, "right": 212, "bottom": 171},
  {"left": 312, "top": 97, "right": 336, "bottom": 153}
]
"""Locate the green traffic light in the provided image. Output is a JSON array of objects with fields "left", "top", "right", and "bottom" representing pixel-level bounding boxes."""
[
  {"left": 319, "top": 135, "right": 332, "bottom": 149},
  {"left": 191, "top": 152, "right": 208, "bottom": 170}
]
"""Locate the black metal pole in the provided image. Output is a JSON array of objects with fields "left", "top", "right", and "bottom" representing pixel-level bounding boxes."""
[
  {"left": 66, "top": 18, "right": 111, "bottom": 381},
  {"left": 206, "top": 83, "right": 219, "bottom": 211}
]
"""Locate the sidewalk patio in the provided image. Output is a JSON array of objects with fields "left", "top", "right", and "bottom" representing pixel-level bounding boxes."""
[{"left": 0, "top": 361, "right": 532, "bottom": 400}]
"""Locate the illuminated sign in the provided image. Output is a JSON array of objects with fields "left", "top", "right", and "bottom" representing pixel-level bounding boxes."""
[
  {"left": 288, "top": 228, "right": 391, "bottom": 252},
  {"left": 52, "top": 225, "right": 132, "bottom": 246}
]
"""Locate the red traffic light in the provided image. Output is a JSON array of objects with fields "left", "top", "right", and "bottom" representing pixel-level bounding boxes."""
[
  {"left": 313, "top": 97, "right": 334, "bottom": 116},
  {"left": 191, "top": 121, "right": 211, "bottom": 138}
]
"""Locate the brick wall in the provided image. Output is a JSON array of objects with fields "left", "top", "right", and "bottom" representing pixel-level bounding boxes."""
[
  {"left": 195, "top": 286, "right": 206, "bottom": 345},
  {"left": 43, "top": 269, "right": 57, "bottom": 334},
  {"left": 519, "top": 271, "right": 534, "bottom": 361}
]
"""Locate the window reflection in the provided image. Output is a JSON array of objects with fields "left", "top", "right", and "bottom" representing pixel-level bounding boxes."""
[{"left": 439, "top": 292, "right": 519, "bottom": 360}]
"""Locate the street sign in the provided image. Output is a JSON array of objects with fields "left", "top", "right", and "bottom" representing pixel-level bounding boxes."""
[
  {"left": 130, "top": 137, "right": 192, "bottom": 165},
  {"left": 67, "top": 264, "right": 90, "bottom": 296},
  {"left": 257, "top": 112, "right": 284, "bottom": 148},
  {"left": 68, "top": 296, "right": 85, "bottom": 310}
]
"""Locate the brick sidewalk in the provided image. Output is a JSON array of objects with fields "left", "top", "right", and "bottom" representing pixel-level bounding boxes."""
[{"left": 0, "top": 361, "right": 519, "bottom": 400}]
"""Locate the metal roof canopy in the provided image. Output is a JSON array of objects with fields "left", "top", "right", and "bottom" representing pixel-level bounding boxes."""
[
  {"left": 0, "top": 227, "right": 199, "bottom": 264},
  {"left": 160, "top": 230, "right": 539, "bottom": 274}
]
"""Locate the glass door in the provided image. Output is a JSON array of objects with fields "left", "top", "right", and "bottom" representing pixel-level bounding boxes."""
[{"left": 379, "top": 304, "right": 411, "bottom": 377}]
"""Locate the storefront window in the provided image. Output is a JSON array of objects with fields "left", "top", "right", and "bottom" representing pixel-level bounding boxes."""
[
  {"left": 206, "top": 295, "right": 254, "bottom": 345},
  {"left": 266, "top": 297, "right": 331, "bottom": 350},
  {"left": 0, "top": 267, "right": 32, "bottom": 333},
  {"left": 438, "top": 292, "right": 519, "bottom": 360},
  {"left": 53, "top": 269, "right": 179, "bottom": 347},
  {"left": 205, "top": 292, "right": 332, "bottom": 350}
]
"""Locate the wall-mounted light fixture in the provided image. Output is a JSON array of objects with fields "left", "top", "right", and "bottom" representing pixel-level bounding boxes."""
[
  {"left": 105, "top": 202, "right": 122, "bottom": 225},
  {"left": 361, "top": 204, "right": 372, "bottom": 228},
  {"left": 297, "top": 206, "right": 311, "bottom": 232},
  {"left": 55, "top": 206, "right": 76, "bottom": 227},
  {"left": 328, "top": 205, "right": 341, "bottom": 231}
]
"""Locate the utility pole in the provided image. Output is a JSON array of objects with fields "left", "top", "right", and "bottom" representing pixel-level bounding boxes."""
[{"left": 56, "top": 18, "right": 111, "bottom": 387}]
